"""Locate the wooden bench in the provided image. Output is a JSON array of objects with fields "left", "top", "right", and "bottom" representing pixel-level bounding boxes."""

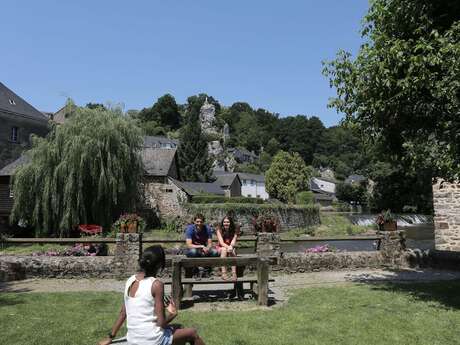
[{"left": 170, "top": 255, "right": 272, "bottom": 307}]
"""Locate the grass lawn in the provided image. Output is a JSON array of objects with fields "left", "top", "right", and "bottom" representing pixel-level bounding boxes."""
[{"left": 1, "top": 281, "right": 459, "bottom": 345}]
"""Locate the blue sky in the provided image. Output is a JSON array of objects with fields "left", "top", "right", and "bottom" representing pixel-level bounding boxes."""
[{"left": 1, "top": 1, "right": 368, "bottom": 127}]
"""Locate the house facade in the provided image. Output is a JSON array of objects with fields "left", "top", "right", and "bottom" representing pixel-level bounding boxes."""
[
  {"left": 214, "top": 174, "right": 242, "bottom": 197},
  {"left": 238, "top": 173, "right": 269, "bottom": 199},
  {"left": 0, "top": 82, "right": 49, "bottom": 169}
]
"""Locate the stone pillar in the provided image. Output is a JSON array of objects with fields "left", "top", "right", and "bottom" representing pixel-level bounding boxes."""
[
  {"left": 379, "top": 230, "right": 406, "bottom": 267},
  {"left": 432, "top": 180, "right": 460, "bottom": 251},
  {"left": 113, "top": 233, "right": 142, "bottom": 277},
  {"left": 256, "top": 232, "right": 281, "bottom": 257}
]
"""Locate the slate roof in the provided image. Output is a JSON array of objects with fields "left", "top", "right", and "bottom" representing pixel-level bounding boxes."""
[
  {"left": 310, "top": 177, "right": 336, "bottom": 195},
  {"left": 344, "top": 174, "right": 367, "bottom": 184},
  {"left": 141, "top": 148, "right": 177, "bottom": 176},
  {"left": 173, "top": 180, "right": 225, "bottom": 196},
  {"left": 143, "top": 136, "right": 179, "bottom": 149},
  {"left": 0, "top": 155, "right": 30, "bottom": 176},
  {"left": 0, "top": 82, "right": 48, "bottom": 122},
  {"left": 214, "top": 173, "right": 241, "bottom": 188},
  {"left": 236, "top": 172, "right": 265, "bottom": 183}
]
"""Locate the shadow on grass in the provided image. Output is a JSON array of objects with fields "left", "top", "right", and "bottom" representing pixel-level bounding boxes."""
[
  {"left": 348, "top": 269, "right": 460, "bottom": 310},
  {"left": 0, "top": 281, "right": 32, "bottom": 293}
]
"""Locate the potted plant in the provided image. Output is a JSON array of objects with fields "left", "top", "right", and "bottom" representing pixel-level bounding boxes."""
[{"left": 376, "top": 210, "right": 397, "bottom": 231}]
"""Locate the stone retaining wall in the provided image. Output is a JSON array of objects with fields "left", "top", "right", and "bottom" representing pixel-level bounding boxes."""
[{"left": 432, "top": 180, "right": 460, "bottom": 251}]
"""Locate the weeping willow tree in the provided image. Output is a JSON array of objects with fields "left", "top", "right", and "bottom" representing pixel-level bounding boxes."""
[{"left": 11, "top": 102, "right": 143, "bottom": 236}]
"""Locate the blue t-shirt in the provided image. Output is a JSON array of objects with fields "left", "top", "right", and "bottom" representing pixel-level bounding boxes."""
[{"left": 185, "top": 224, "right": 213, "bottom": 246}]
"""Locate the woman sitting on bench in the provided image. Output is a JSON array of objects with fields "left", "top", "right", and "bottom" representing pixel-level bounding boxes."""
[
  {"left": 98, "top": 245, "right": 206, "bottom": 345},
  {"left": 216, "top": 216, "right": 240, "bottom": 280}
]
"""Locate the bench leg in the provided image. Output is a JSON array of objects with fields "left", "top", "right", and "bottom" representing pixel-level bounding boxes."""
[
  {"left": 257, "top": 257, "right": 269, "bottom": 306},
  {"left": 183, "top": 267, "right": 194, "bottom": 298},
  {"left": 171, "top": 259, "right": 183, "bottom": 308}
]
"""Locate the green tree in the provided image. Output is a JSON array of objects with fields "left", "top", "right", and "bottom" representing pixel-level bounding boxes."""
[
  {"left": 178, "top": 97, "right": 212, "bottom": 182},
  {"left": 138, "top": 94, "right": 181, "bottom": 130},
  {"left": 11, "top": 103, "right": 143, "bottom": 236},
  {"left": 324, "top": 0, "right": 460, "bottom": 180},
  {"left": 265, "top": 151, "right": 312, "bottom": 203},
  {"left": 336, "top": 182, "right": 368, "bottom": 205}
]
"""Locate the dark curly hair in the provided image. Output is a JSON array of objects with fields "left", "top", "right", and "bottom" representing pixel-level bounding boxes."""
[{"left": 139, "top": 245, "right": 165, "bottom": 277}]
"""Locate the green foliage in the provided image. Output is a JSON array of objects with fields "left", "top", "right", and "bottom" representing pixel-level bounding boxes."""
[
  {"left": 10, "top": 102, "right": 143, "bottom": 236},
  {"left": 313, "top": 213, "right": 373, "bottom": 237},
  {"left": 177, "top": 97, "right": 213, "bottom": 182},
  {"left": 336, "top": 182, "right": 368, "bottom": 205},
  {"left": 138, "top": 94, "right": 181, "bottom": 130},
  {"left": 265, "top": 151, "right": 312, "bottom": 203},
  {"left": 324, "top": 0, "right": 460, "bottom": 180},
  {"left": 295, "top": 191, "right": 315, "bottom": 205},
  {"left": 190, "top": 195, "right": 264, "bottom": 204}
]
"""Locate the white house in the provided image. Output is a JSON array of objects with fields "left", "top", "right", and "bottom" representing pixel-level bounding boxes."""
[
  {"left": 214, "top": 172, "right": 269, "bottom": 199},
  {"left": 237, "top": 173, "right": 269, "bottom": 199}
]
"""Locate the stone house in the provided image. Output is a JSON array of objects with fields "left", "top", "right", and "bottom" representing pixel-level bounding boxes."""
[
  {"left": 0, "top": 82, "right": 49, "bottom": 169},
  {"left": 310, "top": 177, "right": 336, "bottom": 196},
  {"left": 214, "top": 174, "right": 242, "bottom": 197}
]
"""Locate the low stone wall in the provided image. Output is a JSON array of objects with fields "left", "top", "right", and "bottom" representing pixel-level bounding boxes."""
[
  {"left": 184, "top": 203, "right": 320, "bottom": 232},
  {"left": 277, "top": 251, "right": 385, "bottom": 273},
  {"left": 0, "top": 255, "right": 114, "bottom": 281}
]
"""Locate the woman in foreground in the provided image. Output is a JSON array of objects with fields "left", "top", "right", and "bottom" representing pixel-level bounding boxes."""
[{"left": 98, "top": 245, "right": 205, "bottom": 345}]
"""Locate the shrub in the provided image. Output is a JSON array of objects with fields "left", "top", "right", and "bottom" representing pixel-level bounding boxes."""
[{"left": 295, "top": 191, "right": 315, "bottom": 205}]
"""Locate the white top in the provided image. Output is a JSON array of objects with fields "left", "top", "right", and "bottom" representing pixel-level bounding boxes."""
[{"left": 124, "top": 275, "right": 168, "bottom": 345}]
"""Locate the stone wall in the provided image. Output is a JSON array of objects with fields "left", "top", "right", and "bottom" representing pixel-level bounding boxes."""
[
  {"left": 278, "top": 251, "right": 385, "bottom": 273},
  {"left": 432, "top": 180, "right": 460, "bottom": 251},
  {"left": 0, "top": 255, "right": 114, "bottom": 281},
  {"left": 184, "top": 204, "right": 320, "bottom": 232},
  {"left": 144, "top": 177, "right": 188, "bottom": 218}
]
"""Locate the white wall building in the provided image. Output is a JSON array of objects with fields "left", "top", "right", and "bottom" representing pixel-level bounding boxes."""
[{"left": 238, "top": 173, "right": 269, "bottom": 199}]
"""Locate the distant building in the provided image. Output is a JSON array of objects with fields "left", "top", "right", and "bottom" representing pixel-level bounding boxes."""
[
  {"left": 344, "top": 174, "right": 367, "bottom": 185},
  {"left": 214, "top": 174, "right": 242, "bottom": 197},
  {"left": 214, "top": 171, "right": 268, "bottom": 199},
  {"left": 310, "top": 177, "right": 336, "bottom": 196},
  {"left": 227, "top": 147, "right": 258, "bottom": 164},
  {"left": 143, "top": 136, "right": 178, "bottom": 150},
  {"left": 0, "top": 82, "right": 49, "bottom": 169}
]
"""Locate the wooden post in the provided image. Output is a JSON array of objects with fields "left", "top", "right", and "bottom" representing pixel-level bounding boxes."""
[
  {"left": 257, "top": 257, "right": 269, "bottom": 306},
  {"left": 171, "top": 258, "right": 183, "bottom": 308}
]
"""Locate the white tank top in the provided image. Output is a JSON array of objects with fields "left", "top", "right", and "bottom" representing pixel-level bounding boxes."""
[{"left": 124, "top": 275, "right": 167, "bottom": 345}]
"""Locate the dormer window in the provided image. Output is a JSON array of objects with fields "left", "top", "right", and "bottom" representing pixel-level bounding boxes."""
[
  {"left": 8, "top": 99, "right": 16, "bottom": 105},
  {"left": 11, "top": 127, "right": 18, "bottom": 142}
]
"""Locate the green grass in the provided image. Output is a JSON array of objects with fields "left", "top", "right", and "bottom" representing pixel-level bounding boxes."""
[
  {"left": 0, "top": 243, "right": 69, "bottom": 255},
  {"left": 1, "top": 281, "right": 460, "bottom": 345}
]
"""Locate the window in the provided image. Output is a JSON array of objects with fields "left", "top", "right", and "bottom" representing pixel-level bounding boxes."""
[
  {"left": 250, "top": 180, "right": 255, "bottom": 186},
  {"left": 11, "top": 127, "right": 18, "bottom": 142},
  {"left": 256, "top": 195, "right": 260, "bottom": 198},
  {"left": 8, "top": 99, "right": 16, "bottom": 105}
]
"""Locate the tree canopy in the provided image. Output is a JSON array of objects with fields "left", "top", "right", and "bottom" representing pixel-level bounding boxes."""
[
  {"left": 11, "top": 104, "right": 143, "bottom": 236},
  {"left": 265, "top": 151, "right": 312, "bottom": 203},
  {"left": 324, "top": 0, "right": 460, "bottom": 180}
]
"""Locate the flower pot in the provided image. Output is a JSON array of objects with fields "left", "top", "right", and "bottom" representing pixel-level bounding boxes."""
[
  {"left": 128, "top": 221, "right": 138, "bottom": 233},
  {"left": 383, "top": 221, "right": 397, "bottom": 231}
]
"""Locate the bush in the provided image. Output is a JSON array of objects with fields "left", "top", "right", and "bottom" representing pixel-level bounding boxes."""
[
  {"left": 295, "top": 191, "right": 315, "bottom": 205},
  {"left": 190, "top": 195, "right": 264, "bottom": 204}
]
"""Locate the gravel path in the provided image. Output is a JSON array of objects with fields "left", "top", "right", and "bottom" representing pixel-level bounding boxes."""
[{"left": 2, "top": 268, "right": 460, "bottom": 311}]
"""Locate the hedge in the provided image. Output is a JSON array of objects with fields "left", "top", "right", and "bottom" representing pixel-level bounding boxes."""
[{"left": 191, "top": 195, "right": 264, "bottom": 204}]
